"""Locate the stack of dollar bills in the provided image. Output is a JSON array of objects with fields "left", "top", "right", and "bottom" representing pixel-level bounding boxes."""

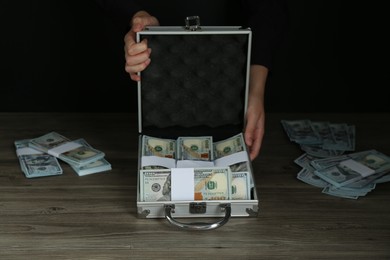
[
  {"left": 15, "top": 132, "right": 111, "bottom": 178},
  {"left": 15, "top": 139, "right": 63, "bottom": 178},
  {"left": 281, "top": 119, "right": 355, "bottom": 157},
  {"left": 294, "top": 150, "right": 390, "bottom": 199},
  {"left": 281, "top": 119, "right": 390, "bottom": 199},
  {"left": 139, "top": 133, "right": 252, "bottom": 202},
  {"left": 140, "top": 167, "right": 251, "bottom": 202},
  {"left": 141, "top": 133, "right": 250, "bottom": 171}
]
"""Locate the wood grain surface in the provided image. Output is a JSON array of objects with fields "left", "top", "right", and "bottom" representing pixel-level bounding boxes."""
[{"left": 0, "top": 113, "right": 389, "bottom": 259}]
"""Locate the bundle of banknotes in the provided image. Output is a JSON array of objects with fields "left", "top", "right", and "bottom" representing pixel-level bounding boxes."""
[
  {"left": 281, "top": 119, "right": 390, "bottom": 199},
  {"left": 281, "top": 119, "right": 355, "bottom": 157},
  {"left": 294, "top": 150, "right": 390, "bottom": 199},
  {"left": 139, "top": 133, "right": 253, "bottom": 202},
  {"left": 15, "top": 132, "right": 111, "bottom": 178},
  {"left": 141, "top": 133, "right": 250, "bottom": 171},
  {"left": 140, "top": 167, "right": 252, "bottom": 202}
]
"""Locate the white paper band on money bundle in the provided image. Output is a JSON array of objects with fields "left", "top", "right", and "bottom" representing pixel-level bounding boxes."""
[
  {"left": 16, "top": 147, "right": 42, "bottom": 157},
  {"left": 171, "top": 168, "right": 194, "bottom": 201},
  {"left": 48, "top": 142, "right": 83, "bottom": 157},
  {"left": 141, "top": 156, "right": 176, "bottom": 169},
  {"left": 176, "top": 160, "right": 214, "bottom": 168},
  {"left": 340, "top": 159, "right": 375, "bottom": 177},
  {"left": 214, "top": 151, "right": 249, "bottom": 167}
]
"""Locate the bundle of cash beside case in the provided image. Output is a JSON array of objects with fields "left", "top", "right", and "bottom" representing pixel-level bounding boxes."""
[
  {"left": 15, "top": 139, "right": 63, "bottom": 178},
  {"left": 22, "top": 132, "right": 111, "bottom": 177},
  {"left": 136, "top": 17, "right": 259, "bottom": 230}
]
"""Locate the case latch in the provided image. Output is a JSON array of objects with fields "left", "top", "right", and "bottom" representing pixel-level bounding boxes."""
[
  {"left": 185, "top": 16, "right": 201, "bottom": 31},
  {"left": 189, "top": 202, "right": 207, "bottom": 214}
]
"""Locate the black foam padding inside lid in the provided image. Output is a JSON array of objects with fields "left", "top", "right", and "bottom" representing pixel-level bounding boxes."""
[{"left": 140, "top": 33, "right": 249, "bottom": 138}]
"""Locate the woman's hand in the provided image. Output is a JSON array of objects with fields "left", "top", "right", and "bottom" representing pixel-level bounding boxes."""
[{"left": 124, "top": 11, "right": 159, "bottom": 81}]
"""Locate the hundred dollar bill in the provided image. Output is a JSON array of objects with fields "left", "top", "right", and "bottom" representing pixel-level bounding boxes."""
[
  {"left": 336, "top": 183, "right": 376, "bottom": 194},
  {"left": 214, "top": 133, "right": 250, "bottom": 172},
  {"left": 311, "top": 150, "right": 376, "bottom": 170},
  {"left": 311, "top": 121, "right": 337, "bottom": 149},
  {"left": 327, "top": 123, "right": 354, "bottom": 151},
  {"left": 322, "top": 182, "right": 375, "bottom": 199},
  {"left": 214, "top": 133, "right": 246, "bottom": 158},
  {"left": 322, "top": 186, "right": 359, "bottom": 200},
  {"left": 142, "top": 135, "right": 176, "bottom": 158},
  {"left": 71, "top": 158, "right": 112, "bottom": 176},
  {"left": 140, "top": 169, "right": 171, "bottom": 202},
  {"left": 29, "top": 132, "right": 105, "bottom": 167},
  {"left": 314, "top": 150, "right": 390, "bottom": 187},
  {"left": 15, "top": 139, "right": 63, "bottom": 178},
  {"left": 300, "top": 144, "right": 343, "bottom": 158},
  {"left": 294, "top": 153, "right": 317, "bottom": 170},
  {"left": 296, "top": 168, "right": 328, "bottom": 188},
  {"left": 141, "top": 135, "right": 176, "bottom": 169},
  {"left": 229, "top": 162, "right": 249, "bottom": 172},
  {"left": 343, "top": 170, "right": 389, "bottom": 188},
  {"left": 194, "top": 167, "right": 230, "bottom": 200},
  {"left": 177, "top": 136, "right": 213, "bottom": 161},
  {"left": 231, "top": 172, "right": 251, "bottom": 200},
  {"left": 69, "top": 138, "right": 112, "bottom": 176},
  {"left": 280, "top": 119, "right": 322, "bottom": 145}
]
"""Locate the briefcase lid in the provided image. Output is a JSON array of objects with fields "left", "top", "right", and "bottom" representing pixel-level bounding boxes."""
[{"left": 137, "top": 25, "right": 252, "bottom": 141}]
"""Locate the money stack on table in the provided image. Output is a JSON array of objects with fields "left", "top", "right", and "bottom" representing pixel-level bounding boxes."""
[
  {"left": 281, "top": 119, "right": 390, "bottom": 199},
  {"left": 15, "top": 132, "right": 111, "bottom": 178}
]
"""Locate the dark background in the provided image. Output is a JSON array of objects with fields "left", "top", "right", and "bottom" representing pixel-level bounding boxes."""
[{"left": 0, "top": 1, "right": 388, "bottom": 113}]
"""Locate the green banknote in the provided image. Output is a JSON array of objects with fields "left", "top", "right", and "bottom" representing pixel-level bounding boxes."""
[
  {"left": 327, "top": 123, "right": 354, "bottom": 151},
  {"left": 194, "top": 167, "right": 230, "bottom": 200},
  {"left": 314, "top": 150, "right": 390, "bottom": 187},
  {"left": 280, "top": 119, "right": 322, "bottom": 145},
  {"left": 177, "top": 136, "right": 213, "bottom": 161},
  {"left": 214, "top": 133, "right": 246, "bottom": 158},
  {"left": 281, "top": 119, "right": 356, "bottom": 157},
  {"left": 141, "top": 135, "right": 176, "bottom": 169},
  {"left": 140, "top": 169, "right": 171, "bottom": 202},
  {"left": 69, "top": 138, "right": 111, "bottom": 176},
  {"left": 294, "top": 153, "right": 316, "bottom": 170},
  {"left": 310, "top": 121, "right": 337, "bottom": 149},
  {"left": 142, "top": 135, "right": 176, "bottom": 158},
  {"left": 214, "top": 133, "right": 250, "bottom": 172},
  {"left": 322, "top": 186, "right": 360, "bottom": 200},
  {"left": 231, "top": 172, "right": 251, "bottom": 200},
  {"left": 71, "top": 158, "right": 111, "bottom": 176},
  {"left": 294, "top": 152, "right": 390, "bottom": 199},
  {"left": 29, "top": 132, "right": 105, "bottom": 167},
  {"left": 296, "top": 168, "right": 328, "bottom": 188},
  {"left": 140, "top": 167, "right": 252, "bottom": 201},
  {"left": 300, "top": 144, "right": 344, "bottom": 158},
  {"left": 15, "top": 139, "right": 63, "bottom": 178}
]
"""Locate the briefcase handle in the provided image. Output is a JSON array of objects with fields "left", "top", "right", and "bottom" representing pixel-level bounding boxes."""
[{"left": 164, "top": 203, "right": 231, "bottom": 230}]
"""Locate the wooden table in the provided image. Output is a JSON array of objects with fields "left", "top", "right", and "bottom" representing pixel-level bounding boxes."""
[{"left": 0, "top": 113, "right": 389, "bottom": 259}]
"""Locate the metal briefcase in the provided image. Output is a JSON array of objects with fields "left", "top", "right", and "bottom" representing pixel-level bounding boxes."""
[{"left": 136, "top": 17, "right": 259, "bottom": 230}]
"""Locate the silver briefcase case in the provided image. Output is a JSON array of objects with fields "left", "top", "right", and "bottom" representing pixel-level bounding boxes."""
[{"left": 136, "top": 17, "right": 259, "bottom": 230}]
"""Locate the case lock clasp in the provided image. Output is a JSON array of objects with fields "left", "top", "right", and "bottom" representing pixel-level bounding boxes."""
[
  {"left": 189, "top": 202, "right": 207, "bottom": 214},
  {"left": 185, "top": 16, "right": 201, "bottom": 31}
]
